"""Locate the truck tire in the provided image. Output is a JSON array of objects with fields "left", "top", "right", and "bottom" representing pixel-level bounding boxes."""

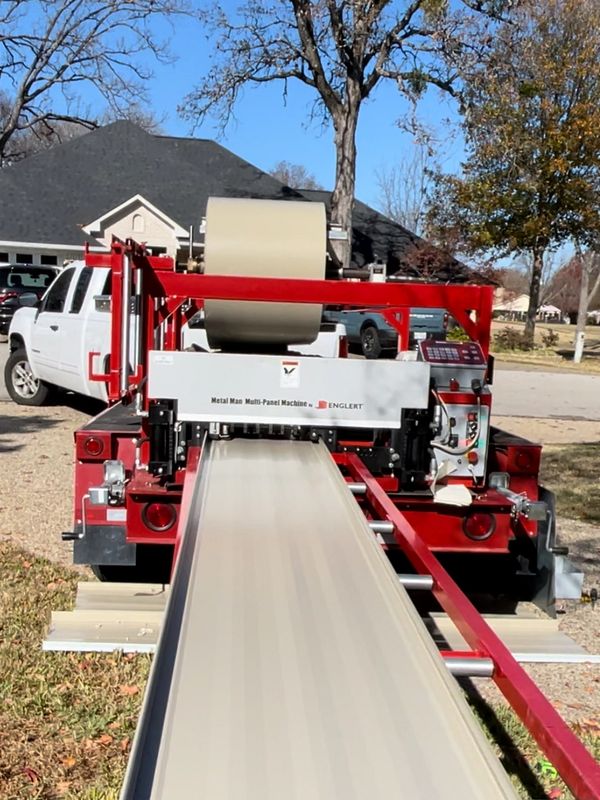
[
  {"left": 360, "top": 324, "right": 382, "bottom": 359},
  {"left": 4, "top": 348, "right": 50, "bottom": 405}
]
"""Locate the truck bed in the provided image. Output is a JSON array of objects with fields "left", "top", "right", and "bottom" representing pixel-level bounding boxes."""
[{"left": 82, "top": 402, "right": 142, "bottom": 433}]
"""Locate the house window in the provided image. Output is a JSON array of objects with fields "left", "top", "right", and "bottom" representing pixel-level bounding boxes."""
[
  {"left": 41, "top": 254, "right": 58, "bottom": 266},
  {"left": 132, "top": 213, "right": 145, "bottom": 233},
  {"left": 0, "top": 252, "right": 8, "bottom": 262},
  {"left": 16, "top": 253, "right": 33, "bottom": 264}
]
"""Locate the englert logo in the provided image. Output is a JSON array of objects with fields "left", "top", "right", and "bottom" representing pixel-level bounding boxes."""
[{"left": 316, "top": 400, "right": 364, "bottom": 411}]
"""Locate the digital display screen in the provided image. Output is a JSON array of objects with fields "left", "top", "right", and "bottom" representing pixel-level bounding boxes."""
[{"left": 420, "top": 340, "right": 485, "bottom": 365}]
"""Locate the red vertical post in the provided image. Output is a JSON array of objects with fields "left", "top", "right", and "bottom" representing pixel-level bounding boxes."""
[{"left": 108, "top": 243, "right": 124, "bottom": 402}]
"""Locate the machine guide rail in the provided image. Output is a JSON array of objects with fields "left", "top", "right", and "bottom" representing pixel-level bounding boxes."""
[{"left": 338, "top": 451, "right": 600, "bottom": 800}]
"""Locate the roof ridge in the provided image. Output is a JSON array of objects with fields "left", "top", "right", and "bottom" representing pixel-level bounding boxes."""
[{"left": 155, "top": 133, "right": 213, "bottom": 143}]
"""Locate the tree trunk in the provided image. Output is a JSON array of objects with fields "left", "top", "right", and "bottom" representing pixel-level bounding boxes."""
[
  {"left": 524, "top": 247, "right": 544, "bottom": 346},
  {"left": 330, "top": 94, "right": 359, "bottom": 271},
  {"left": 574, "top": 251, "right": 592, "bottom": 363}
]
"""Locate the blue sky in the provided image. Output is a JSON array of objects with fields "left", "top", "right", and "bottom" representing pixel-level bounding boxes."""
[
  {"left": 10, "top": 3, "right": 465, "bottom": 210},
  {"left": 132, "top": 9, "right": 465, "bottom": 210}
]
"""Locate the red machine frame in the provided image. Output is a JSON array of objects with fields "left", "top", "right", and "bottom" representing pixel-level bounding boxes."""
[{"left": 76, "top": 241, "right": 600, "bottom": 798}]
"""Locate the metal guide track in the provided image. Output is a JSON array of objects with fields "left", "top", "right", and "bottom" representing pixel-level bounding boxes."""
[{"left": 121, "top": 439, "right": 518, "bottom": 799}]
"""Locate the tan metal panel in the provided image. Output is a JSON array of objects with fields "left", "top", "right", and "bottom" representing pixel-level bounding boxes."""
[
  {"left": 43, "top": 609, "right": 162, "bottom": 652},
  {"left": 75, "top": 582, "right": 169, "bottom": 612},
  {"left": 127, "top": 440, "right": 516, "bottom": 799}
]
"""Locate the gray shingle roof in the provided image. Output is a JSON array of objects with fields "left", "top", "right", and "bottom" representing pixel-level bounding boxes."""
[
  {"left": 0, "top": 121, "right": 300, "bottom": 247},
  {"left": 0, "top": 121, "right": 471, "bottom": 279}
]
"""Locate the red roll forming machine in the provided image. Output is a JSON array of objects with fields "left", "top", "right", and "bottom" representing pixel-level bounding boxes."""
[{"left": 62, "top": 232, "right": 600, "bottom": 798}]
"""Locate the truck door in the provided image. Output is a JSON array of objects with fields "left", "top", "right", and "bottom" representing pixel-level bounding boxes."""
[
  {"left": 29, "top": 267, "right": 75, "bottom": 385},
  {"left": 58, "top": 266, "right": 95, "bottom": 396}
]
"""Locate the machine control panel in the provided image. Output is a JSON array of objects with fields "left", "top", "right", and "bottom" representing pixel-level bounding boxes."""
[{"left": 419, "top": 340, "right": 485, "bottom": 366}]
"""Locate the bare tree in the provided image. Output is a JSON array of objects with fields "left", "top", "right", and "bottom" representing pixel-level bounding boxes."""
[
  {"left": 375, "top": 144, "right": 434, "bottom": 235},
  {"left": 182, "top": 2, "right": 507, "bottom": 268},
  {"left": 270, "top": 160, "right": 323, "bottom": 190},
  {"left": 0, "top": 0, "right": 189, "bottom": 166},
  {"left": 572, "top": 249, "right": 600, "bottom": 362}
]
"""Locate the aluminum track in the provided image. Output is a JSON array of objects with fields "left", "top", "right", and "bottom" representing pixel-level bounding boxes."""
[{"left": 121, "top": 439, "right": 517, "bottom": 799}]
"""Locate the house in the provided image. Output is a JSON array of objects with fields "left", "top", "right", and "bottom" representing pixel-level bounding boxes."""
[
  {"left": 0, "top": 121, "right": 471, "bottom": 280},
  {"left": 493, "top": 291, "right": 562, "bottom": 322}
]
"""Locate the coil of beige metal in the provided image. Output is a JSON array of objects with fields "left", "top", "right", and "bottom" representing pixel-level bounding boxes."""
[{"left": 121, "top": 439, "right": 517, "bottom": 799}]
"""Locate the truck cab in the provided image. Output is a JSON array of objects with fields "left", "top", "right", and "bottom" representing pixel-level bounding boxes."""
[{"left": 5, "top": 262, "right": 112, "bottom": 404}]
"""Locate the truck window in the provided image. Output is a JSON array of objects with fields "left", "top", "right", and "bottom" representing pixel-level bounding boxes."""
[
  {"left": 43, "top": 268, "right": 75, "bottom": 313},
  {"left": 70, "top": 267, "right": 93, "bottom": 313},
  {"left": 102, "top": 270, "right": 112, "bottom": 296}
]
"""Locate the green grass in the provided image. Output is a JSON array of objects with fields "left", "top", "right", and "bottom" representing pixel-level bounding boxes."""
[
  {"left": 540, "top": 444, "right": 600, "bottom": 523},
  {"left": 0, "top": 543, "right": 150, "bottom": 799},
  {"left": 468, "top": 693, "right": 600, "bottom": 799}
]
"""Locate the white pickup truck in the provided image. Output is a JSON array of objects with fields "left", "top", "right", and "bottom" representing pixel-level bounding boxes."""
[
  {"left": 5, "top": 261, "right": 113, "bottom": 405},
  {"left": 5, "top": 260, "right": 345, "bottom": 405}
]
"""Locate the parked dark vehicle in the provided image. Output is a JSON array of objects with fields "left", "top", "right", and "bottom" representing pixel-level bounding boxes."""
[
  {"left": 323, "top": 306, "right": 449, "bottom": 358},
  {"left": 0, "top": 265, "right": 58, "bottom": 334}
]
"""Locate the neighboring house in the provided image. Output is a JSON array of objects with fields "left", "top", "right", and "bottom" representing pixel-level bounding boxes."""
[
  {"left": 0, "top": 120, "right": 470, "bottom": 280},
  {"left": 493, "top": 292, "right": 530, "bottom": 319},
  {"left": 493, "top": 291, "right": 562, "bottom": 322}
]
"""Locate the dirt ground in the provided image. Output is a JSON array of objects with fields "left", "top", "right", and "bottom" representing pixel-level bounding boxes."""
[
  {"left": 1, "top": 400, "right": 598, "bottom": 739},
  {"left": 493, "top": 415, "right": 600, "bottom": 444}
]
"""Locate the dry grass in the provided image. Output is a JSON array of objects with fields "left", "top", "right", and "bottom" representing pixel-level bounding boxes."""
[
  {"left": 1, "top": 538, "right": 598, "bottom": 800},
  {"left": 491, "top": 320, "right": 600, "bottom": 374},
  {"left": 0, "top": 543, "right": 150, "bottom": 799},
  {"left": 491, "top": 319, "right": 600, "bottom": 349},
  {"left": 540, "top": 444, "right": 600, "bottom": 524}
]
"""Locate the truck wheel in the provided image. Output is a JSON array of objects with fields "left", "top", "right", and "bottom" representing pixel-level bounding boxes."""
[
  {"left": 361, "top": 325, "right": 382, "bottom": 359},
  {"left": 4, "top": 348, "right": 50, "bottom": 405}
]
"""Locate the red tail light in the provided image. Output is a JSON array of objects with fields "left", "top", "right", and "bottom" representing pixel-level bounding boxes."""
[
  {"left": 83, "top": 436, "right": 104, "bottom": 457},
  {"left": 443, "top": 313, "right": 449, "bottom": 330},
  {"left": 463, "top": 512, "right": 495, "bottom": 541},
  {"left": 0, "top": 291, "right": 18, "bottom": 302},
  {"left": 143, "top": 502, "right": 176, "bottom": 532}
]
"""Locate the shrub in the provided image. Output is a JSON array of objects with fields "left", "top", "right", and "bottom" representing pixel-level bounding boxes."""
[
  {"left": 494, "top": 327, "right": 533, "bottom": 351},
  {"left": 447, "top": 325, "right": 469, "bottom": 341},
  {"left": 540, "top": 329, "right": 559, "bottom": 348}
]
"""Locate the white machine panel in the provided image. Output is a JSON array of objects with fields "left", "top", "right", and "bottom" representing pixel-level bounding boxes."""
[{"left": 148, "top": 351, "right": 430, "bottom": 428}]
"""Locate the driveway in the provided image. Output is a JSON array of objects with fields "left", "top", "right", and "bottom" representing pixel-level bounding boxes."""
[{"left": 492, "top": 369, "right": 600, "bottom": 421}]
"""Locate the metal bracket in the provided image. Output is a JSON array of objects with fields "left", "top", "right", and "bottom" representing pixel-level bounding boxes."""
[{"left": 489, "top": 472, "right": 547, "bottom": 521}]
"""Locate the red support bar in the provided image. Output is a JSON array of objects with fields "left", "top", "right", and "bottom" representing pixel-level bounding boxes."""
[
  {"left": 157, "top": 273, "right": 493, "bottom": 354},
  {"left": 381, "top": 308, "right": 410, "bottom": 351},
  {"left": 171, "top": 446, "right": 201, "bottom": 577},
  {"left": 344, "top": 452, "right": 600, "bottom": 800}
]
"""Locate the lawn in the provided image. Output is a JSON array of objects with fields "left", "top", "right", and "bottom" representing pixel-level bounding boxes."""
[
  {"left": 0, "top": 543, "right": 149, "bottom": 799},
  {"left": 491, "top": 320, "right": 600, "bottom": 374},
  {"left": 1, "top": 537, "right": 598, "bottom": 799},
  {"left": 541, "top": 444, "right": 600, "bottom": 524}
]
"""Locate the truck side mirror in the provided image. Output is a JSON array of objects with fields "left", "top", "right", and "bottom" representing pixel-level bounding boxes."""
[{"left": 18, "top": 292, "right": 39, "bottom": 308}]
